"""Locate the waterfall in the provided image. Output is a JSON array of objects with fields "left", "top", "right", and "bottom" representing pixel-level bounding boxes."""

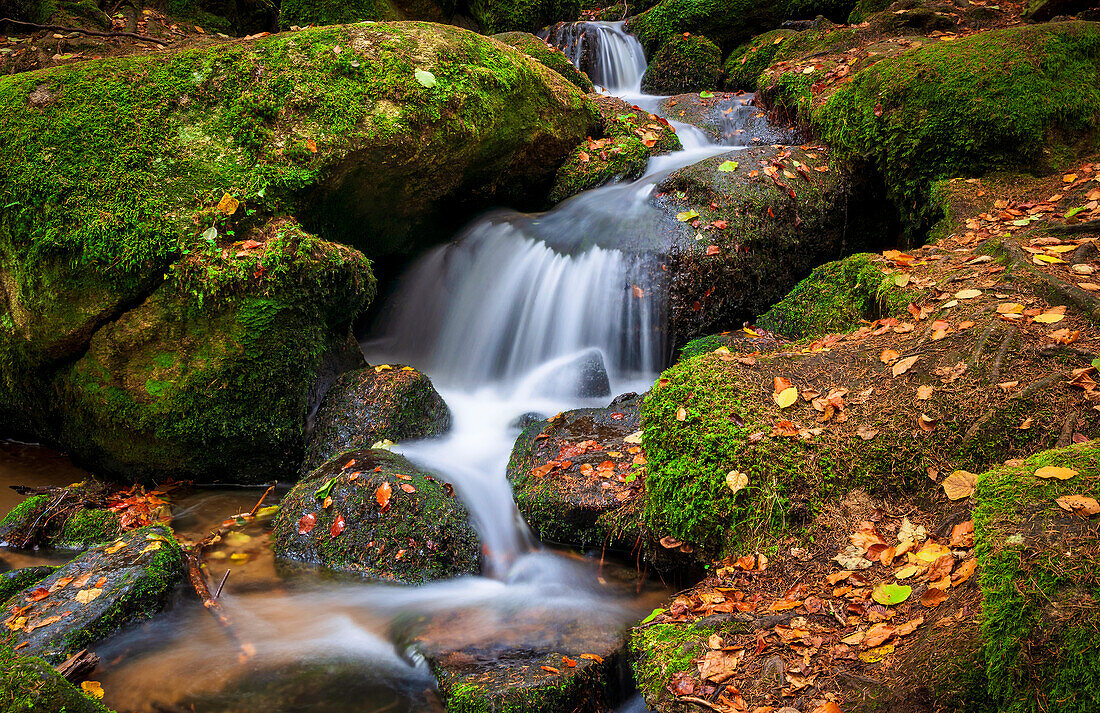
[{"left": 541, "top": 21, "right": 647, "bottom": 94}]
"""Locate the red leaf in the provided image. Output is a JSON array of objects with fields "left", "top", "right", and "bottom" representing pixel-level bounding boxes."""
[
  {"left": 375, "top": 482, "right": 392, "bottom": 510},
  {"left": 706, "top": 245, "right": 720, "bottom": 256},
  {"left": 610, "top": 412, "right": 625, "bottom": 420},
  {"left": 298, "top": 512, "right": 317, "bottom": 535},
  {"left": 874, "top": 102, "right": 884, "bottom": 117},
  {"left": 330, "top": 513, "right": 345, "bottom": 537}
]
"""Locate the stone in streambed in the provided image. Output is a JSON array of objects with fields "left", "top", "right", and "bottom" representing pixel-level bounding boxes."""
[
  {"left": 272, "top": 448, "right": 478, "bottom": 584},
  {"left": 303, "top": 365, "right": 451, "bottom": 473},
  {"left": 493, "top": 32, "right": 595, "bottom": 92},
  {"left": 640, "top": 35, "right": 723, "bottom": 95},
  {"left": 1, "top": 525, "right": 184, "bottom": 663},
  {"left": 0, "top": 646, "right": 111, "bottom": 713}
]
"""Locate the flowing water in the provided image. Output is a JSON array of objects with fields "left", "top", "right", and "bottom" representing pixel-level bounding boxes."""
[{"left": 0, "top": 22, "right": 787, "bottom": 713}]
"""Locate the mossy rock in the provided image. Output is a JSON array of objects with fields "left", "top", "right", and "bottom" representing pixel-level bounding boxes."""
[
  {"left": 303, "top": 365, "right": 452, "bottom": 473},
  {"left": 55, "top": 220, "right": 373, "bottom": 484},
  {"left": 630, "top": 619, "right": 726, "bottom": 711},
  {"left": 0, "top": 0, "right": 110, "bottom": 27},
  {"left": 755, "top": 252, "right": 911, "bottom": 340},
  {"left": 724, "top": 29, "right": 797, "bottom": 91},
  {"left": 653, "top": 145, "right": 894, "bottom": 349},
  {"left": 640, "top": 243, "right": 1100, "bottom": 557},
  {"left": 626, "top": 0, "right": 785, "bottom": 54},
  {"left": 1, "top": 525, "right": 183, "bottom": 663},
  {"left": 640, "top": 34, "right": 722, "bottom": 94},
  {"left": 847, "top": 0, "right": 890, "bottom": 22},
  {"left": 786, "top": 0, "right": 856, "bottom": 20},
  {"left": 0, "top": 645, "right": 112, "bottom": 713},
  {"left": 492, "top": 31, "right": 594, "bottom": 91},
  {"left": 506, "top": 394, "right": 646, "bottom": 551},
  {"left": 271, "top": 448, "right": 478, "bottom": 583},
  {"left": 279, "top": 0, "right": 400, "bottom": 27},
  {"left": 676, "top": 332, "right": 783, "bottom": 361},
  {"left": 787, "top": 21, "right": 1100, "bottom": 235},
  {"left": 549, "top": 94, "right": 680, "bottom": 203},
  {"left": 0, "top": 481, "right": 122, "bottom": 550},
  {"left": 974, "top": 440, "right": 1100, "bottom": 713},
  {"left": 0, "top": 567, "right": 56, "bottom": 605},
  {"left": 466, "top": 0, "right": 582, "bottom": 33}
]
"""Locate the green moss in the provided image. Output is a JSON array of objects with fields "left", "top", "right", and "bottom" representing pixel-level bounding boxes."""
[
  {"left": 626, "top": 0, "right": 784, "bottom": 53},
  {"left": 0, "top": 495, "right": 47, "bottom": 543},
  {"left": 631, "top": 621, "right": 722, "bottom": 705},
  {"left": 56, "top": 508, "right": 121, "bottom": 549},
  {"left": 974, "top": 441, "right": 1100, "bottom": 713},
  {"left": 279, "top": 0, "right": 399, "bottom": 27},
  {"left": 808, "top": 22, "right": 1100, "bottom": 235},
  {"left": 0, "top": 644, "right": 112, "bottom": 713},
  {"left": 756, "top": 252, "right": 911, "bottom": 339},
  {"left": 640, "top": 34, "right": 723, "bottom": 94},
  {"left": 465, "top": 0, "right": 581, "bottom": 33},
  {"left": 0, "top": 568, "right": 56, "bottom": 606},
  {"left": 724, "top": 29, "right": 797, "bottom": 91},
  {"left": 492, "top": 32, "right": 594, "bottom": 92},
  {"left": 847, "top": 0, "right": 890, "bottom": 23},
  {"left": 786, "top": 0, "right": 856, "bottom": 21}
]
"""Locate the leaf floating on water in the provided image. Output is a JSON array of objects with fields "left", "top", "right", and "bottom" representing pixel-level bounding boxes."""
[
  {"left": 717, "top": 160, "right": 739, "bottom": 172},
  {"left": 1035, "top": 466, "right": 1077, "bottom": 480},
  {"left": 298, "top": 513, "right": 317, "bottom": 535},
  {"left": 375, "top": 482, "right": 392, "bottom": 511},
  {"left": 414, "top": 69, "right": 437, "bottom": 88}
]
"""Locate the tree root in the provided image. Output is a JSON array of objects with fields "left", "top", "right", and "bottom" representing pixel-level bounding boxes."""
[
  {"left": 964, "top": 372, "right": 1063, "bottom": 441},
  {"left": 989, "top": 326, "right": 1017, "bottom": 384},
  {"left": 0, "top": 17, "right": 170, "bottom": 45}
]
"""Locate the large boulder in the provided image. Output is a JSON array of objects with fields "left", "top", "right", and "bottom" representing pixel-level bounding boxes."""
[
  {"left": 654, "top": 145, "right": 894, "bottom": 349},
  {"left": 0, "top": 481, "right": 125, "bottom": 550},
  {"left": 0, "top": 21, "right": 597, "bottom": 482},
  {"left": 0, "top": 525, "right": 184, "bottom": 663},
  {"left": 640, "top": 35, "right": 723, "bottom": 95},
  {"left": 493, "top": 31, "right": 595, "bottom": 92},
  {"left": 466, "top": 0, "right": 582, "bottom": 33},
  {"left": 0, "top": 645, "right": 111, "bottom": 713},
  {"left": 272, "top": 448, "right": 479, "bottom": 583},
  {"left": 303, "top": 365, "right": 451, "bottom": 473}
]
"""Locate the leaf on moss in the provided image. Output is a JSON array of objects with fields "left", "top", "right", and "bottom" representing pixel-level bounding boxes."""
[{"left": 1035, "top": 466, "right": 1077, "bottom": 480}]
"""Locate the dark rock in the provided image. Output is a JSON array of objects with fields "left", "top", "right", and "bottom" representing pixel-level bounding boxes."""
[
  {"left": 272, "top": 449, "right": 478, "bottom": 584},
  {"left": 1, "top": 525, "right": 184, "bottom": 663},
  {"left": 521, "top": 348, "right": 611, "bottom": 399},
  {"left": 303, "top": 365, "right": 451, "bottom": 473},
  {"left": 659, "top": 92, "right": 802, "bottom": 145},
  {"left": 510, "top": 412, "right": 548, "bottom": 431}
]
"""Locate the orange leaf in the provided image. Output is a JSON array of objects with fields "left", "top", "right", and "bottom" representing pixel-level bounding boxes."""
[{"left": 375, "top": 482, "right": 392, "bottom": 510}]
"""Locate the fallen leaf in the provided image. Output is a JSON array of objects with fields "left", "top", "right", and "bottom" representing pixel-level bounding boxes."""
[
  {"left": 298, "top": 513, "right": 317, "bottom": 535},
  {"left": 1055, "top": 495, "right": 1099, "bottom": 516},
  {"left": 880, "top": 349, "right": 899, "bottom": 364},
  {"left": 81, "top": 681, "right": 104, "bottom": 700},
  {"left": 725, "top": 470, "right": 748, "bottom": 495},
  {"left": 857, "top": 424, "right": 879, "bottom": 441},
  {"left": 955, "top": 289, "right": 982, "bottom": 299},
  {"left": 774, "top": 387, "right": 798, "bottom": 409},
  {"left": 942, "top": 470, "right": 977, "bottom": 500},
  {"left": 892, "top": 355, "right": 920, "bottom": 377},
  {"left": 1035, "top": 466, "right": 1077, "bottom": 480},
  {"left": 920, "top": 588, "right": 949, "bottom": 607},
  {"left": 1034, "top": 312, "right": 1065, "bottom": 323},
  {"left": 872, "top": 582, "right": 911, "bottom": 606},
  {"left": 375, "top": 482, "right": 392, "bottom": 510},
  {"left": 864, "top": 623, "right": 895, "bottom": 647},
  {"left": 330, "top": 513, "right": 346, "bottom": 537},
  {"left": 540, "top": 666, "right": 560, "bottom": 674},
  {"left": 75, "top": 588, "right": 102, "bottom": 604}
]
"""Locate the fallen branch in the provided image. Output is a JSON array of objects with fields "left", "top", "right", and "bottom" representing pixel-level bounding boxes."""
[
  {"left": 183, "top": 549, "right": 254, "bottom": 662},
  {"left": 54, "top": 649, "right": 98, "bottom": 683},
  {"left": 247, "top": 483, "right": 277, "bottom": 517},
  {"left": 0, "top": 17, "right": 171, "bottom": 45},
  {"left": 678, "top": 695, "right": 729, "bottom": 713}
]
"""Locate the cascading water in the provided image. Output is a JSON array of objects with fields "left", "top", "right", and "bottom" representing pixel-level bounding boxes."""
[{"left": 541, "top": 21, "right": 647, "bottom": 94}]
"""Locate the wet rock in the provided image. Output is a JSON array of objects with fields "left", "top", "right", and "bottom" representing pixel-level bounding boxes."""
[
  {"left": 303, "top": 365, "right": 451, "bottom": 473},
  {"left": 272, "top": 448, "right": 478, "bottom": 584},
  {"left": 1, "top": 525, "right": 184, "bottom": 663},
  {"left": 641, "top": 35, "right": 723, "bottom": 94},
  {"left": 493, "top": 31, "right": 595, "bottom": 92},
  {"left": 654, "top": 144, "right": 893, "bottom": 349},
  {"left": 411, "top": 605, "right": 631, "bottom": 713},
  {"left": 521, "top": 349, "right": 612, "bottom": 399},
  {"left": 0, "top": 481, "right": 122, "bottom": 550},
  {"left": 0, "top": 566, "right": 57, "bottom": 604},
  {"left": 0, "top": 649, "right": 110, "bottom": 713},
  {"left": 510, "top": 411, "right": 548, "bottom": 431},
  {"left": 660, "top": 92, "right": 802, "bottom": 145},
  {"left": 507, "top": 395, "right": 648, "bottom": 551}
]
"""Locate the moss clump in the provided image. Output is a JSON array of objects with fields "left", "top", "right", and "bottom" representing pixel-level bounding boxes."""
[
  {"left": 847, "top": 0, "right": 890, "bottom": 22},
  {"left": 756, "top": 252, "right": 911, "bottom": 339},
  {"left": 465, "top": 0, "right": 581, "bottom": 33},
  {"left": 677, "top": 332, "right": 782, "bottom": 361},
  {"left": 56, "top": 508, "right": 122, "bottom": 549},
  {"left": 724, "top": 29, "right": 797, "bottom": 91},
  {"left": 626, "top": 0, "right": 784, "bottom": 53},
  {"left": 0, "top": 567, "right": 56, "bottom": 605},
  {"left": 808, "top": 22, "right": 1100, "bottom": 234},
  {"left": 279, "top": 0, "right": 399, "bottom": 27},
  {"left": 631, "top": 621, "right": 722, "bottom": 706},
  {"left": 640, "top": 34, "right": 722, "bottom": 94},
  {"left": 0, "top": 644, "right": 112, "bottom": 713},
  {"left": 272, "top": 448, "right": 479, "bottom": 583},
  {"left": 0, "top": 495, "right": 47, "bottom": 545},
  {"left": 974, "top": 440, "right": 1100, "bottom": 713},
  {"left": 492, "top": 31, "right": 594, "bottom": 91}
]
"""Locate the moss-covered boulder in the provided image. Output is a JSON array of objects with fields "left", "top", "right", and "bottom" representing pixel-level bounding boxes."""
[
  {"left": 506, "top": 394, "right": 645, "bottom": 551},
  {"left": 764, "top": 21, "right": 1100, "bottom": 233},
  {"left": 549, "top": 95, "right": 681, "bottom": 203},
  {"left": 640, "top": 34, "right": 722, "bottom": 94},
  {"left": 654, "top": 145, "right": 894, "bottom": 348},
  {"left": 676, "top": 331, "right": 783, "bottom": 361},
  {"left": 493, "top": 31, "right": 594, "bottom": 91},
  {"left": 466, "top": 0, "right": 582, "bottom": 33},
  {"left": 0, "top": 645, "right": 112, "bottom": 713},
  {"left": 0, "top": 525, "right": 183, "bottom": 663},
  {"left": 1, "top": 21, "right": 596, "bottom": 482},
  {"left": 723, "top": 29, "right": 797, "bottom": 90},
  {"left": 755, "top": 252, "right": 910, "bottom": 339},
  {"left": 0, "top": 482, "right": 124, "bottom": 550},
  {"left": 272, "top": 448, "right": 478, "bottom": 582},
  {"left": 279, "top": 0, "right": 399, "bottom": 27},
  {"left": 975, "top": 440, "right": 1100, "bottom": 713},
  {"left": 626, "top": 0, "right": 785, "bottom": 53},
  {"left": 303, "top": 365, "right": 451, "bottom": 473}
]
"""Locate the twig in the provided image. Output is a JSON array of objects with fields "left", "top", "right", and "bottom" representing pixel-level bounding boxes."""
[
  {"left": 0, "top": 17, "right": 170, "bottom": 45},
  {"left": 214, "top": 568, "right": 231, "bottom": 599},
  {"left": 247, "top": 483, "right": 276, "bottom": 517},
  {"left": 678, "top": 696, "right": 728, "bottom": 713},
  {"left": 183, "top": 550, "right": 254, "bottom": 662},
  {"left": 989, "top": 326, "right": 1016, "bottom": 384},
  {"left": 54, "top": 649, "right": 98, "bottom": 682}
]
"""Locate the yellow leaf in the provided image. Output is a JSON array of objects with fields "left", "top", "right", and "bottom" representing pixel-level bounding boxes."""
[
  {"left": 81, "top": 681, "right": 104, "bottom": 700},
  {"left": 1034, "top": 466, "right": 1077, "bottom": 480},
  {"left": 774, "top": 387, "right": 798, "bottom": 408},
  {"left": 1033, "top": 312, "right": 1064, "bottom": 323},
  {"left": 141, "top": 541, "right": 162, "bottom": 553},
  {"left": 891, "top": 355, "right": 920, "bottom": 377},
  {"left": 1035, "top": 254, "right": 1066, "bottom": 264},
  {"left": 725, "top": 470, "right": 748, "bottom": 495},
  {"left": 942, "top": 470, "right": 977, "bottom": 500},
  {"left": 954, "top": 289, "right": 982, "bottom": 299},
  {"left": 75, "top": 588, "right": 103, "bottom": 604},
  {"left": 894, "top": 273, "right": 910, "bottom": 287},
  {"left": 104, "top": 540, "right": 127, "bottom": 554},
  {"left": 216, "top": 193, "right": 240, "bottom": 215},
  {"left": 894, "top": 564, "right": 922, "bottom": 579},
  {"left": 997, "top": 303, "right": 1024, "bottom": 314},
  {"left": 374, "top": 364, "right": 393, "bottom": 372}
]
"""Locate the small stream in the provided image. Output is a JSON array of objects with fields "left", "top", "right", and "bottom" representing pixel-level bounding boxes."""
[{"left": 1, "top": 22, "right": 790, "bottom": 713}]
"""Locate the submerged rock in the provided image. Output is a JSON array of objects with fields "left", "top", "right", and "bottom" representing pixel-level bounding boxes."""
[
  {"left": 1, "top": 525, "right": 184, "bottom": 663},
  {"left": 520, "top": 349, "right": 611, "bottom": 400},
  {"left": 0, "top": 21, "right": 598, "bottom": 483},
  {"left": 304, "top": 365, "right": 451, "bottom": 473},
  {"left": 272, "top": 448, "right": 478, "bottom": 583}
]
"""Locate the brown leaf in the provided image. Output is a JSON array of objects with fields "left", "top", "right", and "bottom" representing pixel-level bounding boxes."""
[
  {"left": 1055, "top": 495, "right": 1100, "bottom": 516},
  {"left": 892, "top": 355, "right": 920, "bottom": 377},
  {"left": 330, "top": 513, "right": 346, "bottom": 537},
  {"left": 952, "top": 558, "right": 978, "bottom": 585},
  {"left": 880, "top": 349, "right": 899, "bottom": 364},
  {"left": 942, "top": 470, "right": 977, "bottom": 500},
  {"left": 950, "top": 520, "right": 974, "bottom": 547},
  {"left": 863, "top": 623, "right": 895, "bottom": 647},
  {"left": 540, "top": 666, "right": 560, "bottom": 674},
  {"left": 920, "top": 588, "right": 949, "bottom": 608},
  {"left": 298, "top": 512, "right": 317, "bottom": 535}
]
